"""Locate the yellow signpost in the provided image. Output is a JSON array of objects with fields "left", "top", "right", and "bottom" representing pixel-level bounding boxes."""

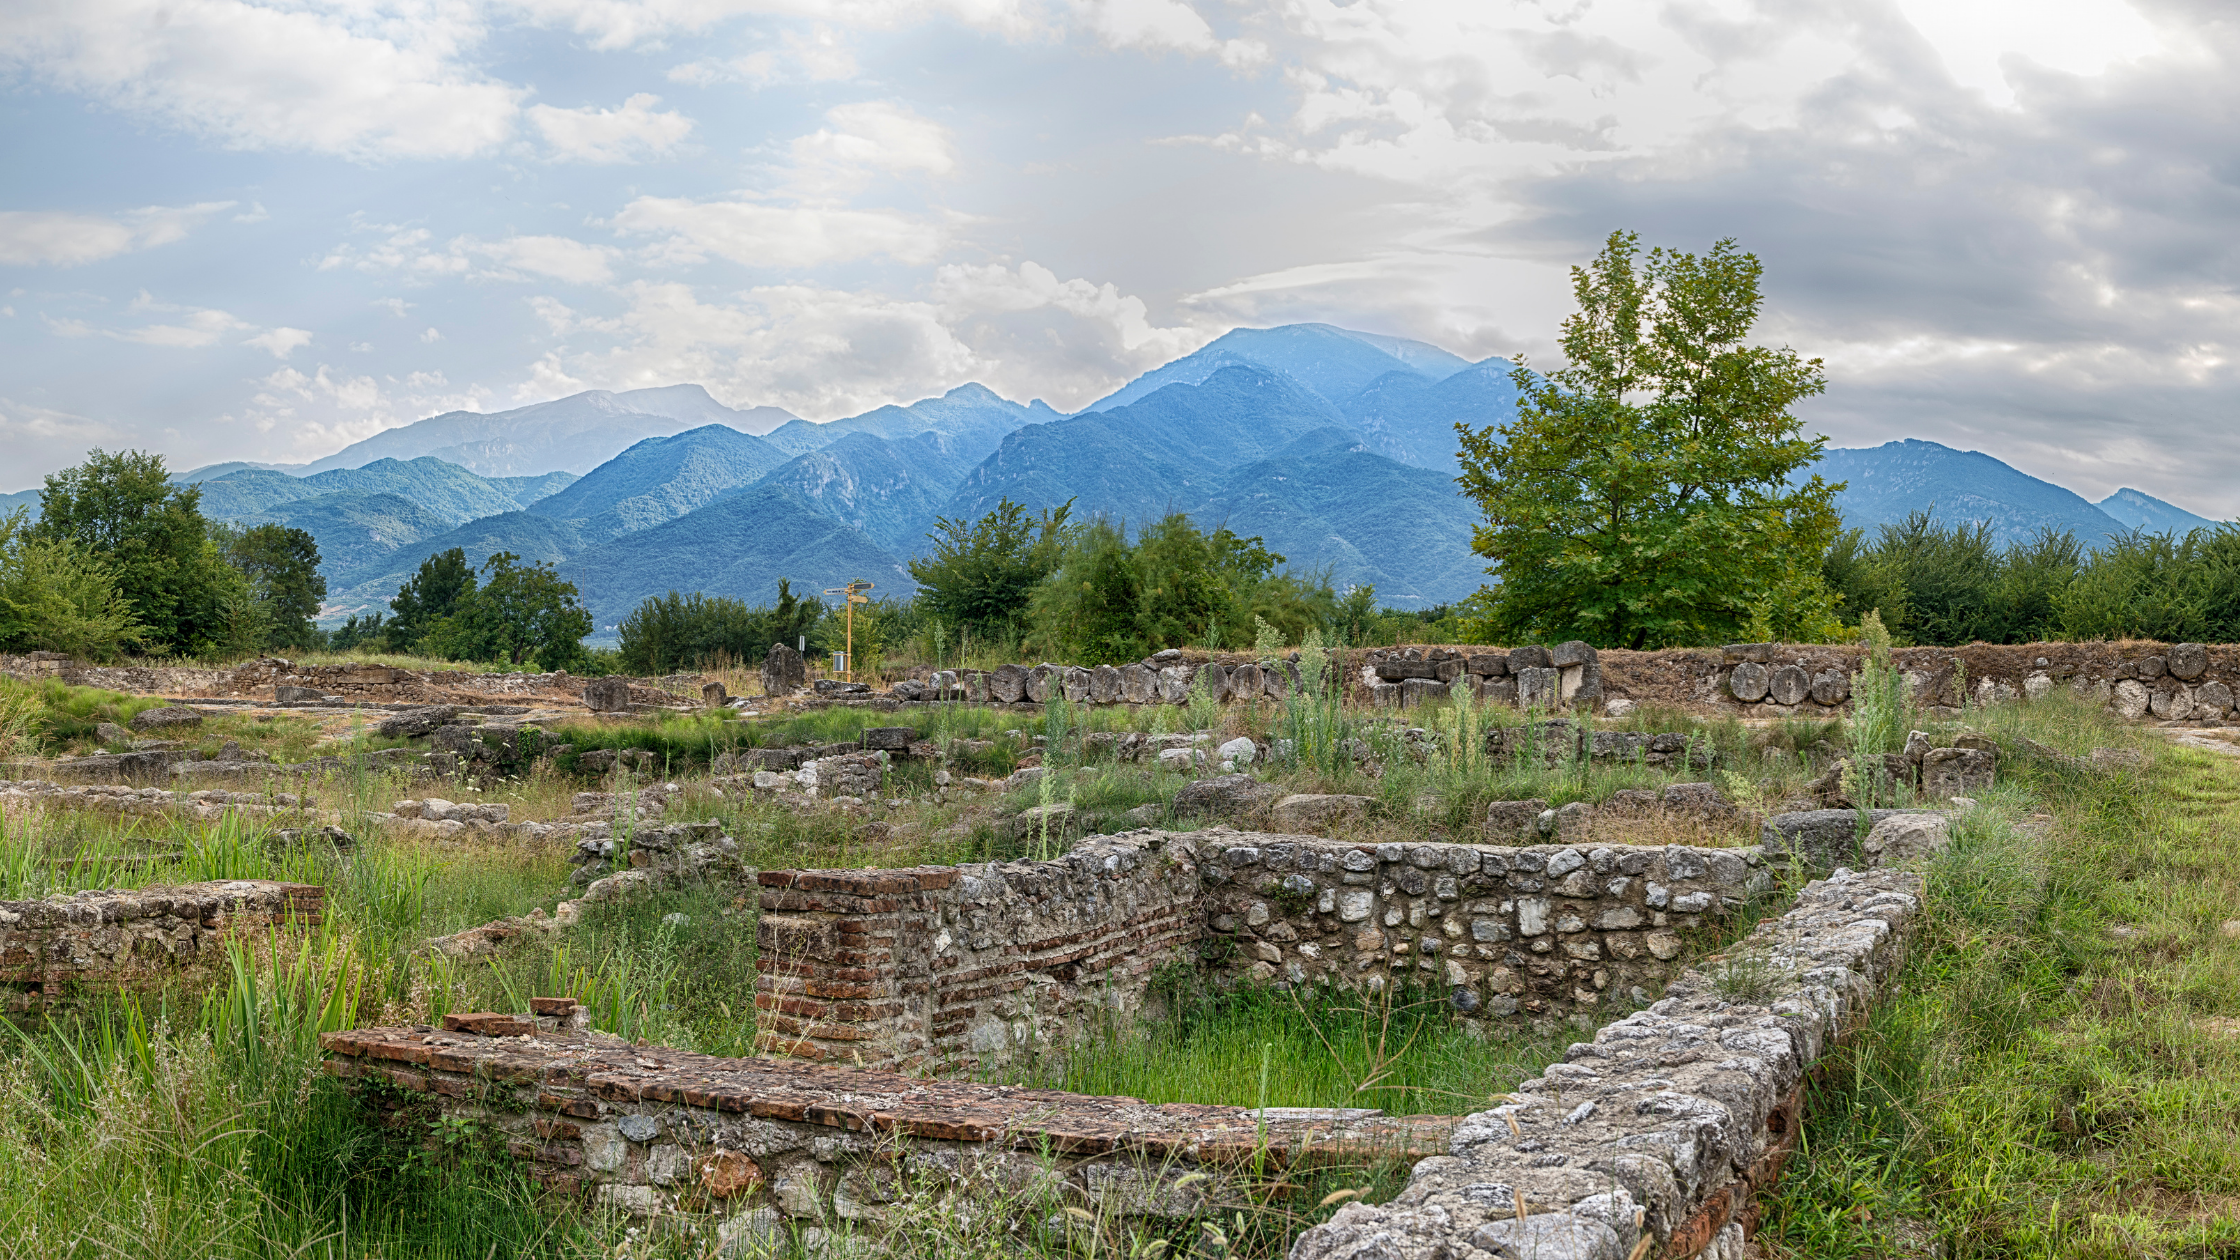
[{"left": 822, "top": 580, "right": 874, "bottom": 681}]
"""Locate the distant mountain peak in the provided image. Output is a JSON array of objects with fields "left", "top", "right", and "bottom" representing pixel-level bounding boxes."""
[{"left": 2097, "top": 486, "right": 2219, "bottom": 534}]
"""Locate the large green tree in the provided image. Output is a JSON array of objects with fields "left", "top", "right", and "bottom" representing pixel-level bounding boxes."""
[
  {"left": 216, "top": 523, "right": 326, "bottom": 649},
  {"left": 909, "top": 498, "right": 1072, "bottom": 646},
  {"left": 616, "top": 581, "right": 824, "bottom": 675},
  {"left": 388, "top": 548, "right": 478, "bottom": 648},
  {"left": 0, "top": 510, "right": 145, "bottom": 659},
  {"left": 33, "top": 449, "right": 247, "bottom": 655},
  {"left": 1456, "top": 231, "right": 1844, "bottom": 649},
  {"left": 422, "top": 552, "right": 593, "bottom": 671}
]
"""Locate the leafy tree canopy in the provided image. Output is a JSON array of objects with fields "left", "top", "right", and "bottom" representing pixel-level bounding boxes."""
[
  {"left": 1026, "top": 513, "right": 1335, "bottom": 665},
  {"left": 422, "top": 552, "right": 594, "bottom": 671},
  {"left": 33, "top": 448, "right": 245, "bottom": 655},
  {"left": 389, "top": 548, "right": 478, "bottom": 648},
  {"left": 908, "top": 498, "right": 1071, "bottom": 648},
  {"left": 216, "top": 523, "right": 326, "bottom": 650},
  {"left": 617, "top": 581, "right": 825, "bottom": 676},
  {"left": 1457, "top": 231, "right": 1844, "bottom": 649},
  {"left": 0, "top": 509, "right": 145, "bottom": 660}
]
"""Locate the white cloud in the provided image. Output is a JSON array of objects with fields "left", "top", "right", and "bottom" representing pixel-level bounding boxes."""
[
  {"left": 668, "top": 25, "right": 859, "bottom": 86},
  {"left": 615, "top": 197, "right": 945, "bottom": 267},
  {"left": 787, "top": 101, "right": 955, "bottom": 194},
  {"left": 1071, "top": 0, "right": 1264, "bottom": 66},
  {"left": 0, "top": 0, "right": 524, "bottom": 160},
  {"left": 325, "top": 229, "right": 617, "bottom": 285},
  {"left": 421, "top": 327, "right": 443, "bottom": 342},
  {"left": 0, "top": 202, "right": 234, "bottom": 266},
  {"left": 529, "top": 93, "right": 694, "bottom": 163},
  {"left": 475, "top": 235, "right": 620, "bottom": 284},
  {"left": 243, "top": 327, "right": 313, "bottom": 358},
  {"left": 507, "top": 262, "right": 1209, "bottom": 418},
  {"left": 51, "top": 293, "right": 256, "bottom": 348},
  {"left": 372, "top": 298, "right": 413, "bottom": 317}
]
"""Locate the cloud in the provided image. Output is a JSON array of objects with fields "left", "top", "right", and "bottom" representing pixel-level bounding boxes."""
[
  {"left": 1071, "top": 0, "right": 1264, "bottom": 66},
  {"left": 668, "top": 25, "right": 859, "bottom": 86},
  {"left": 474, "top": 235, "right": 620, "bottom": 284},
  {"left": 421, "top": 327, "right": 443, "bottom": 342},
  {"left": 0, "top": 202, "right": 234, "bottom": 266},
  {"left": 615, "top": 198, "right": 946, "bottom": 268},
  {"left": 528, "top": 93, "right": 694, "bottom": 163},
  {"left": 243, "top": 327, "right": 313, "bottom": 358},
  {"left": 50, "top": 293, "right": 255, "bottom": 348},
  {"left": 787, "top": 101, "right": 955, "bottom": 192},
  {"left": 0, "top": 0, "right": 524, "bottom": 160},
  {"left": 508, "top": 261, "right": 1209, "bottom": 418},
  {"left": 324, "top": 229, "right": 616, "bottom": 284}
]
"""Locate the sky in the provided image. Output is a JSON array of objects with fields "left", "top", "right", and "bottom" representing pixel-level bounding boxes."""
[{"left": 1, "top": 0, "right": 2232, "bottom": 514}]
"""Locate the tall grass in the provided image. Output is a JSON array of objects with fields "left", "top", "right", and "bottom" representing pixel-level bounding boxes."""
[{"left": 1846, "top": 609, "right": 1913, "bottom": 756}]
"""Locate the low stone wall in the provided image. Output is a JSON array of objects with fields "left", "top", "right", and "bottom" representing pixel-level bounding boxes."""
[
  {"left": 321, "top": 1012, "right": 1456, "bottom": 1234},
  {"left": 0, "top": 879, "right": 324, "bottom": 1012},
  {"left": 0, "top": 779, "right": 317, "bottom": 823},
  {"left": 1290, "top": 819, "right": 1939, "bottom": 1260},
  {"left": 754, "top": 834, "right": 1203, "bottom": 1071},
  {"left": 1197, "top": 834, "right": 1768, "bottom": 1029},
  {"left": 754, "top": 829, "right": 1770, "bottom": 1068}
]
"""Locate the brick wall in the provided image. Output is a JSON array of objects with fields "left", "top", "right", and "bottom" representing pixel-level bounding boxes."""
[
  {"left": 755, "top": 835, "right": 1202, "bottom": 1072},
  {"left": 0, "top": 879, "right": 324, "bottom": 1012}
]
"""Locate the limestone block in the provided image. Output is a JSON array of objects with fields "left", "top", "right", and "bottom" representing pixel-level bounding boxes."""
[
  {"left": 1119, "top": 663, "right": 1157, "bottom": 704},
  {"left": 1515, "top": 666, "right": 1559, "bottom": 709},
  {"left": 1229, "top": 663, "right": 1263, "bottom": 699},
  {"left": 2197, "top": 681, "right": 2234, "bottom": 717},
  {"left": 1025, "top": 665, "right": 1053, "bottom": 703},
  {"left": 1809, "top": 669, "right": 1850, "bottom": 705},
  {"left": 759, "top": 644, "right": 807, "bottom": 698},
  {"left": 1507, "top": 645, "right": 1553, "bottom": 670},
  {"left": 1484, "top": 798, "right": 1548, "bottom": 840},
  {"left": 1217, "top": 737, "right": 1257, "bottom": 766},
  {"left": 584, "top": 677, "right": 633, "bottom": 712},
  {"left": 2170, "top": 642, "right": 2209, "bottom": 681},
  {"left": 2023, "top": 671, "right": 2054, "bottom": 702},
  {"left": 1063, "top": 667, "right": 1093, "bottom": 703},
  {"left": 1549, "top": 640, "right": 1597, "bottom": 669},
  {"left": 1466, "top": 653, "right": 1509, "bottom": 677},
  {"left": 990, "top": 664, "right": 1029, "bottom": 704},
  {"left": 2150, "top": 684, "right": 2195, "bottom": 720},
  {"left": 1195, "top": 663, "right": 1228, "bottom": 702},
  {"left": 2112, "top": 679, "right": 2151, "bottom": 720},
  {"left": 129, "top": 706, "right": 204, "bottom": 733},
  {"left": 1272, "top": 794, "right": 1372, "bottom": 833},
  {"left": 1089, "top": 665, "right": 1122, "bottom": 704},
  {"left": 1863, "top": 813, "right": 1949, "bottom": 868},
  {"left": 1157, "top": 665, "right": 1192, "bottom": 704},
  {"left": 1728, "top": 661, "right": 1770, "bottom": 702},
  {"left": 1401, "top": 678, "right": 1450, "bottom": 708},
  {"left": 1921, "top": 746, "right": 1995, "bottom": 798},
  {"left": 1172, "top": 774, "right": 1283, "bottom": 821},
  {"left": 2138, "top": 656, "right": 2168, "bottom": 679},
  {"left": 1157, "top": 747, "right": 1204, "bottom": 771},
  {"left": 1767, "top": 665, "right": 1809, "bottom": 707}
]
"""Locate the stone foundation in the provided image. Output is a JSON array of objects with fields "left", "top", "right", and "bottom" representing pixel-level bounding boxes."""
[
  {"left": 321, "top": 1013, "right": 1456, "bottom": 1228},
  {"left": 0, "top": 879, "right": 324, "bottom": 1012}
]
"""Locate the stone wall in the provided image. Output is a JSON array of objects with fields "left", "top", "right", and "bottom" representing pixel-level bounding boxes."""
[
  {"left": 1354, "top": 639, "right": 2240, "bottom": 723},
  {"left": 321, "top": 1011, "right": 1457, "bottom": 1237},
  {"left": 754, "top": 834, "right": 1203, "bottom": 1072},
  {"left": 1195, "top": 834, "right": 1768, "bottom": 1030},
  {"left": 1291, "top": 830, "right": 1936, "bottom": 1260},
  {"left": 754, "top": 829, "right": 1769, "bottom": 1069},
  {"left": 0, "top": 879, "right": 323, "bottom": 1012}
]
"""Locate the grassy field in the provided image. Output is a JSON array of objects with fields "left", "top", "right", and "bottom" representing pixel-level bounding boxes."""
[
  {"left": 1761, "top": 696, "right": 2240, "bottom": 1258},
  {"left": 0, "top": 677, "right": 2020, "bottom": 1259}
]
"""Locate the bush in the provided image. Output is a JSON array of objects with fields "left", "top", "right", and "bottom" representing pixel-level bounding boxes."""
[
  {"left": 0, "top": 510, "right": 144, "bottom": 660},
  {"left": 618, "top": 582, "right": 822, "bottom": 676}
]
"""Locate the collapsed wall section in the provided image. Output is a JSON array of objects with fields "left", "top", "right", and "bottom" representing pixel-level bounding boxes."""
[{"left": 0, "top": 879, "right": 324, "bottom": 1012}]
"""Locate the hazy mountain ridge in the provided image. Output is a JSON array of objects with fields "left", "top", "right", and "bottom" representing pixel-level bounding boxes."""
[
  {"left": 2097, "top": 487, "right": 2220, "bottom": 534},
  {"left": 300, "top": 385, "right": 798, "bottom": 477},
  {"left": 1820, "top": 440, "right": 2133, "bottom": 550},
  {"left": 1081, "top": 324, "right": 1470, "bottom": 414},
  {"left": 527, "top": 424, "right": 790, "bottom": 544}
]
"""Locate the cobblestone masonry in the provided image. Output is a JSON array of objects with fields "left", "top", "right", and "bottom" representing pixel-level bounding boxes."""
[
  {"left": 1288, "top": 819, "right": 1940, "bottom": 1260},
  {"left": 320, "top": 1012, "right": 1457, "bottom": 1226},
  {"left": 755, "top": 831, "right": 1770, "bottom": 1070},
  {"left": 0, "top": 879, "right": 324, "bottom": 1012}
]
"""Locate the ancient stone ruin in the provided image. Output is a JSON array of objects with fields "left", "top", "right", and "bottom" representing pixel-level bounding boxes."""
[{"left": 0, "top": 880, "right": 324, "bottom": 1013}]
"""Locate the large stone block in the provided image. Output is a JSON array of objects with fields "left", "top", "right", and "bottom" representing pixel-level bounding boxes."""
[
  {"left": 990, "top": 663, "right": 1029, "bottom": 704},
  {"left": 1507, "top": 645, "right": 1552, "bottom": 671},
  {"left": 1549, "top": 640, "right": 1597, "bottom": 668},
  {"left": 375, "top": 706, "right": 456, "bottom": 738},
  {"left": 1172, "top": 774, "right": 1284, "bottom": 821},
  {"left": 1089, "top": 664, "right": 1122, "bottom": 704},
  {"left": 1921, "top": 746, "right": 1995, "bottom": 798},
  {"left": 1271, "top": 794, "right": 1372, "bottom": 833},
  {"left": 1119, "top": 663, "right": 1157, "bottom": 704},
  {"left": 1810, "top": 669, "right": 1850, "bottom": 705},
  {"left": 1063, "top": 666, "right": 1093, "bottom": 703},
  {"left": 1465, "top": 653, "right": 1509, "bottom": 677},
  {"left": 2170, "top": 642, "right": 2209, "bottom": 681},
  {"left": 1728, "top": 661, "right": 1770, "bottom": 702},
  {"left": 759, "top": 644, "right": 807, "bottom": 698},
  {"left": 1157, "top": 665, "right": 1192, "bottom": 704},
  {"left": 129, "top": 705, "right": 203, "bottom": 733},
  {"left": 1484, "top": 798, "right": 1548, "bottom": 841},
  {"left": 1026, "top": 665, "right": 1054, "bottom": 703},
  {"left": 1229, "top": 663, "right": 1263, "bottom": 700},
  {"left": 2112, "top": 678, "right": 2151, "bottom": 719},
  {"left": 2150, "top": 684, "right": 2195, "bottom": 720},
  {"left": 1401, "top": 678, "right": 1449, "bottom": 708},
  {"left": 584, "top": 677, "right": 633, "bottom": 712},
  {"left": 1514, "top": 666, "right": 1559, "bottom": 709},
  {"left": 1768, "top": 664, "right": 1810, "bottom": 706}
]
